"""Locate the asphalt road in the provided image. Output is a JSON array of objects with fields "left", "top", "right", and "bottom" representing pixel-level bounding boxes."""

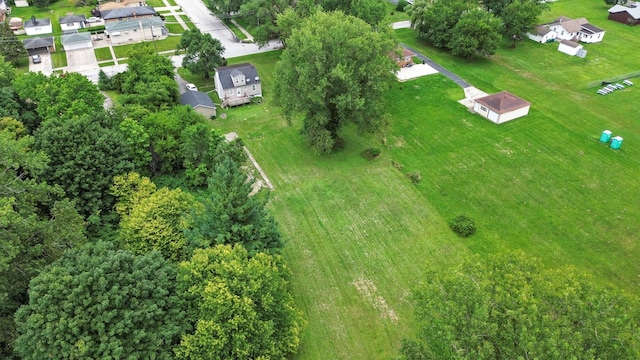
[{"left": 172, "top": 0, "right": 283, "bottom": 58}]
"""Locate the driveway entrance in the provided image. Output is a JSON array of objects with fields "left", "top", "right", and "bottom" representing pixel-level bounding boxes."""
[
  {"left": 66, "top": 48, "right": 98, "bottom": 72},
  {"left": 28, "top": 53, "right": 53, "bottom": 75}
]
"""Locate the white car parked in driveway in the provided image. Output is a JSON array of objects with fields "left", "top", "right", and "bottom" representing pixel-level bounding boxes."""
[
  {"left": 186, "top": 83, "right": 198, "bottom": 91},
  {"left": 86, "top": 17, "right": 102, "bottom": 23}
]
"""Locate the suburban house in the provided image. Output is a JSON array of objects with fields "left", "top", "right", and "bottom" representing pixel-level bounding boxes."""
[
  {"left": 546, "top": 16, "right": 605, "bottom": 43},
  {"left": 180, "top": 91, "right": 217, "bottom": 118},
  {"left": 388, "top": 46, "right": 416, "bottom": 68},
  {"left": 61, "top": 32, "right": 93, "bottom": 51},
  {"left": 22, "top": 37, "right": 55, "bottom": 54},
  {"left": 23, "top": 18, "right": 52, "bottom": 36},
  {"left": 526, "top": 26, "right": 557, "bottom": 43},
  {"left": 558, "top": 39, "right": 585, "bottom": 57},
  {"left": 59, "top": 14, "right": 86, "bottom": 33},
  {"left": 105, "top": 16, "right": 166, "bottom": 45},
  {"left": 100, "top": 6, "right": 157, "bottom": 23},
  {"left": 608, "top": 4, "right": 640, "bottom": 26},
  {"left": 473, "top": 91, "right": 530, "bottom": 124},
  {"left": 214, "top": 63, "right": 262, "bottom": 107}
]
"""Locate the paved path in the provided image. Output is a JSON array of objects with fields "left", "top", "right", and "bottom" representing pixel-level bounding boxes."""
[{"left": 401, "top": 43, "right": 470, "bottom": 88}]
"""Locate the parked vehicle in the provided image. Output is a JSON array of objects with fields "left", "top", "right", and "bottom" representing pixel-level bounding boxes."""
[
  {"left": 31, "top": 54, "right": 41, "bottom": 64},
  {"left": 86, "top": 17, "right": 102, "bottom": 23},
  {"left": 186, "top": 83, "right": 198, "bottom": 91}
]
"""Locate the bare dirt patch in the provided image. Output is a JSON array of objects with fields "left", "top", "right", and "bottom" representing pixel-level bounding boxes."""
[{"left": 351, "top": 277, "right": 399, "bottom": 323}]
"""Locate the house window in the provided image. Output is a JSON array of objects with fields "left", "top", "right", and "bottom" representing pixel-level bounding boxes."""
[
  {"left": 228, "top": 89, "right": 233, "bottom": 96},
  {"left": 252, "top": 85, "right": 256, "bottom": 91},
  {"left": 237, "top": 88, "right": 241, "bottom": 96},
  {"left": 480, "top": 106, "right": 487, "bottom": 112}
]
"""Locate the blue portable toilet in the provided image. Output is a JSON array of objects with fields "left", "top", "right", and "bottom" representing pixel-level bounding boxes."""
[
  {"left": 599, "top": 130, "right": 612, "bottom": 143},
  {"left": 611, "top": 136, "right": 623, "bottom": 150}
]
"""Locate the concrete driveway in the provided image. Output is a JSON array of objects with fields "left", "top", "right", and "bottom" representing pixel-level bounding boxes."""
[
  {"left": 65, "top": 48, "right": 99, "bottom": 72},
  {"left": 29, "top": 53, "right": 53, "bottom": 75},
  {"left": 173, "top": 0, "right": 282, "bottom": 58}
]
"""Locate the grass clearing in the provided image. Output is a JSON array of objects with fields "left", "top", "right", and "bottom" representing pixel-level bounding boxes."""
[
  {"left": 165, "top": 23, "right": 184, "bottom": 34},
  {"left": 386, "top": 2, "right": 411, "bottom": 23},
  {"left": 94, "top": 47, "right": 113, "bottom": 62},
  {"left": 211, "top": 1, "right": 640, "bottom": 359}
]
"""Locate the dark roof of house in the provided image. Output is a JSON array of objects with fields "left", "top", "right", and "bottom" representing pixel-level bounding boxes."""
[
  {"left": 59, "top": 14, "right": 86, "bottom": 24},
  {"left": 475, "top": 91, "right": 530, "bottom": 114},
  {"left": 24, "top": 18, "right": 51, "bottom": 27},
  {"left": 180, "top": 90, "right": 216, "bottom": 109},
  {"left": 215, "top": 63, "right": 259, "bottom": 90},
  {"left": 22, "top": 37, "right": 54, "bottom": 49},
  {"left": 559, "top": 39, "right": 582, "bottom": 48},
  {"left": 581, "top": 23, "right": 604, "bottom": 34},
  {"left": 609, "top": 5, "right": 640, "bottom": 19},
  {"left": 101, "top": 6, "right": 156, "bottom": 20},
  {"left": 61, "top": 32, "right": 92, "bottom": 44}
]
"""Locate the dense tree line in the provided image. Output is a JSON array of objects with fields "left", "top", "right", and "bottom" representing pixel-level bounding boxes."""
[
  {"left": 408, "top": 0, "right": 548, "bottom": 58},
  {"left": 204, "top": 0, "right": 389, "bottom": 46},
  {"left": 0, "top": 48, "right": 302, "bottom": 358},
  {"left": 400, "top": 251, "right": 640, "bottom": 359}
]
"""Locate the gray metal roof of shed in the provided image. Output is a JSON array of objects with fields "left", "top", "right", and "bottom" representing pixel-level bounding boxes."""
[{"left": 180, "top": 90, "right": 216, "bottom": 109}]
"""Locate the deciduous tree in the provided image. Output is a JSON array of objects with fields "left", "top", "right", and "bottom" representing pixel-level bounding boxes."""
[
  {"left": 14, "top": 241, "right": 186, "bottom": 360},
  {"left": 501, "top": 0, "right": 548, "bottom": 47},
  {"left": 400, "top": 251, "right": 640, "bottom": 359},
  {"left": 239, "top": 0, "right": 296, "bottom": 46},
  {"left": 274, "top": 11, "right": 397, "bottom": 152},
  {"left": 34, "top": 113, "right": 134, "bottom": 228},
  {"left": 409, "top": 0, "right": 473, "bottom": 48},
  {"left": 1, "top": 127, "right": 85, "bottom": 359},
  {"left": 448, "top": 8, "right": 503, "bottom": 59},
  {"left": 175, "top": 245, "right": 305, "bottom": 359},
  {"left": 177, "top": 28, "right": 225, "bottom": 79}
]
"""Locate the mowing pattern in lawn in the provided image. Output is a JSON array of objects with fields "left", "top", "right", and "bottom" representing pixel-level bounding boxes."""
[{"left": 198, "top": 1, "right": 640, "bottom": 358}]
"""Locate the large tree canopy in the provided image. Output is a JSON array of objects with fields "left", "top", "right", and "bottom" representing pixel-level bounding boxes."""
[
  {"left": 175, "top": 245, "right": 305, "bottom": 359},
  {"left": 448, "top": 8, "right": 503, "bottom": 59},
  {"left": 13, "top": 72, "right": 104, "bottom": 121},
  {"left": 34, "top": 113, "right": 134, "bottom": 227},
  {"left": 113, "top": 172, "right": 200, "bottom": 261},
  {"left": 0, "top": 127, "right": 85, "bottom": 359},
  {"left": 274, "top": 11, "right": 397, "bottom": 152},
  {"left": 178, "top": 28, "right": 225, "bottom": 79},
  {"left": 400, "top": 251, "right": 640, "bottom": 359},
  {"left": 14, "top": 241, "right": 185, "bottom": 359}
]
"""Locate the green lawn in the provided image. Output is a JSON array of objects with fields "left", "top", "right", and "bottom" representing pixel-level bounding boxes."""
[
  {"left": 94, "top": 47, "right": 113, "bottom": 62},
  {"left": 113, "top": 36, "right": 181, "bottom": 58},
  {"left": 386, "top": 2, "right": 411, "bottom": 23},
  {"left": 180, "top": 15, "right": 196, "bottom": 30},
  {"left": 165, "top": 23, "right": 184, "bottom": 34},
  {"left": 210, "top": 1, "right": 640, "bottom": 359}
]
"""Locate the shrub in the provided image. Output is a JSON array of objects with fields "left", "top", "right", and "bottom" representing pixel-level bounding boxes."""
[
  {"left": 391, "top": 160, "right": 403, "bottom": 170},
  {"left": 396, "top": 0, "right": 408, "bottom": 12},
  {"left": 412, "top": 56, "right": 423, "bottom": 64},
  {"left": 406, "top": 170, "right": 421, "bottom": 184},
  {"left": 360, "top": 148, "right": 381, "bottom": 160},
  {"left": 449, "top": 215, "right": 476, "bottom": 238}
]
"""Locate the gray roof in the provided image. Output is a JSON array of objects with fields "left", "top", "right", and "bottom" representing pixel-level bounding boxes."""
[
  {"left": 215, "top": 63, "right": 259, "bottom": 91},
  {"left": 59, "top": 14, "right": 86, "bottom": 24},
  {"left": 181, "top": 91, "right": 216, "bottom": 109},
  {"left": 608, "top": 4, "right": 640, "bottom": 19},
  {"left": 560, "top": 39, "right": 582, "bottom": 48},
  {"left": 581, "top": 23, "right": 604, "bottom": 34},
  {"left": 61, "top": 32, "right": 92, "bottom": 44},
  {"left": 105, "top": 16, "right": 164, "bottom": 32},
  {"left": 24, "top": 18, "right": 51, "bottom": 28},
  {"left": 22, "top": 37, "right": 54, "bottom": 49},
  {"left": 101, "top": 6, "right": 156, "bottom": 20},
  {"left": 535, "top": 26, "right": 553, "bottom": 36}
]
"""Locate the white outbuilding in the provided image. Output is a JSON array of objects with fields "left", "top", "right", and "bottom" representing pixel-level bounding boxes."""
[{"left": 473, "top": 91, "right": 531, "bottom": 124}]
